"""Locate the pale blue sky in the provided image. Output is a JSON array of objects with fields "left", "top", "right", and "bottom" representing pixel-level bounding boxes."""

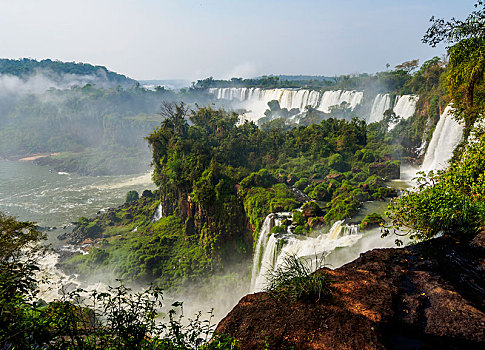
[{"left": 0, "top": 0, "right": 477, "bottom": 80}]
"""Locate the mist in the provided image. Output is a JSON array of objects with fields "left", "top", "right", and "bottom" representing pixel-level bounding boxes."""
[
  {"left": 0, "top": 68, "right": 165, "bottom": 175},
  {"left": 0, "top": 71, "right": 123, "bottom": 97}
]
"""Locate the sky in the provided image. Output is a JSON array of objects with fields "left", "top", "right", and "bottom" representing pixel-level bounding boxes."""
[{"left": 0, "top": 0, "right": 478, "bottom": 81}]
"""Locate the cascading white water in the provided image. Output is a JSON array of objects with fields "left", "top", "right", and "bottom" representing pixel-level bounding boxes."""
[
  {"left": 37, "top": 249, "right": 109, "bottom": 301},
  {"left": 250, "top": 212, "right": 292, "bottom": 291},
  {"left": 208, "top": 88, "right": 415, "bottom": 125},
  {"left": 393, "top": 95, "right": 418, "bottom": 120},
  {"left": 251, "top": 215, "right": 362, "bottom": 292},
  {"left": 421, "top": 105, "right": 464, "bottom": 172},
  {"left": 316, "top": 90, "right": 363, "bottom": 113},
  {"left": 252, "top": 234, "right": 278, "bottom": 291},
  {"left": 250, "top": 214, "right": 274, "bottom": 289},
  {"left": 368, "top": 94, "right": 391, "bottom": 123},
  {"left": 152, "top": 203, "right": 162, "bottom": 222}
]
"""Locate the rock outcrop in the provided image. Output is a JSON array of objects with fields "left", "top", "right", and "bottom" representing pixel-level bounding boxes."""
[
  {"left": 217, "top": 234, "right": 485, "bottom": 349},
  {"left": 369, "top": 161, "right": 401, "bottom": 180}
]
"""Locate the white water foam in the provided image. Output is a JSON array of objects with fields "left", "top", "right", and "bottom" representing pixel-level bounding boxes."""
[
  {"left": 251, "top": 216, "right": 362, "bottom": 292},
  {"left": 208, "top": 88, "right": 416, "bottom": 126},
  {"left": 368, "top": 93, "right": 391, "bottom": 123},
  {"left": 421, "top": 105, "right": 464, "bottom": 172}
]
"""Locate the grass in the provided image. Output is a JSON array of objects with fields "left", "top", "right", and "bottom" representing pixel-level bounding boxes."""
[{"left": 263, "top": 255, "right": 333, "bottom": 303}]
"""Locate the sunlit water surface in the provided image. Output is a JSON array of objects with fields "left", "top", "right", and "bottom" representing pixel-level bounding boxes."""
[{"left": 0, "top": 159, "right": 155, "bottom": 246}]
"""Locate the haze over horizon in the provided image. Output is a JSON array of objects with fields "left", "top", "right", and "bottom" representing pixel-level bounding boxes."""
[{"left": 0, "top": 0, "right": 476, "bottom": 81}]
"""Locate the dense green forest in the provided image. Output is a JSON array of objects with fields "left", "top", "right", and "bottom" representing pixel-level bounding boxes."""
[
  {"left": 0, "top": 58, "right": 136, "bottom": 87},
  {"left": 61, "top": 104, "right": 401, "bottom": 290}
]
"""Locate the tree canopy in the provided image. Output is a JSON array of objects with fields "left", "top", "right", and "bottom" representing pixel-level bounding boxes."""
[{"left": 423, "top": 0, "right": 485, "bottom": 131}]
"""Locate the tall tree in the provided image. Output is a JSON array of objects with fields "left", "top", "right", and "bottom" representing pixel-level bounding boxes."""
[{"left": 423, "top": 1, "right": 485, "bottom": 132}]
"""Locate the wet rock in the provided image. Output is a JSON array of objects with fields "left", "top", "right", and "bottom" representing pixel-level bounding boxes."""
[
  {"left": 217, "top": 235, "right": 485, "bottom": 349},
  {"left": 470, "top": 231, "right": 485, "bottom": 253}
]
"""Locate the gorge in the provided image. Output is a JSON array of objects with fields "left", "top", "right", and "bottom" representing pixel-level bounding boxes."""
[{"left": 2, "top": 5, "right": 485, "bottom": 343}]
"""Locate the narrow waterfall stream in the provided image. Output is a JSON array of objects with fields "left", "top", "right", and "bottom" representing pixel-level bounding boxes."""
[
  {"left": 421, "top": 105, "right": 464, "bottom": 172},
  {"left": 152, "top": 203, "right": 162, "bottom": 222}
]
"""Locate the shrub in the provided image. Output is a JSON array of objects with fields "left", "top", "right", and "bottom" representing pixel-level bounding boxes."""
[
  {"left": 360, "top": 212, "right": 385, "bottom": 230},
  {"left": 294, "top": 225, "right": 308, "bottom": 235},
  {"left": 0, "top": 213, "right": 46, "bottom": 348},
  {"left": 328, "top": 153, "right": 347, "bottom": 172},
  {"left": 41, "top": 283, "right": 239, "bottom": 349},
  {"left": 386, "top": 131, "right": 485, "bottom": 241},
  {"left": 125, "top": 190, "right": 139, "bottom": 203},
  {"left": 292, "top": 210, "right": 306, "bottom": 226},
  {"left": 352, "top": 171, "right": 367, "bottom": 183},
  {"left": 142, "top": 189, "right": 153, "bottom": 198},
  {"left": 309, "top": 182, "right": 330, "bottom": 201},
  {"left": 294, "top": 177, "right": 309, "bottom": 190},
  {"left": 264, "top": 255, "right": 333, "bottom": 303},
  {"left": 301, "top": 201, "right": 322, "bottom": 217},
  {"left": 240, "top": 168, "right": 277, "bottom": 189},
  {"left": 271, "top": 225, "right": 285, "bottom": 234}
]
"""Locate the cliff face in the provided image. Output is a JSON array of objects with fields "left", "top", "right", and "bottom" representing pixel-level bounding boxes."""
[
  {"left": 166, "top": 190, "right": 254, "bottom": 263},
  {"left": 217, "top": 233, "right": 485, "bottom": 349},
  {"left": 62, "top": 190, "right": 254, "bottom": 288}
]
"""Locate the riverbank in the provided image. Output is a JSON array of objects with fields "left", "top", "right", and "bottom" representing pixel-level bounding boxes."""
[
  {"left": 8, "top": 152, "right": 60, "bottom": 161},
  {"left": 33, "top": 148, "right": 152, "bottom": 176}
]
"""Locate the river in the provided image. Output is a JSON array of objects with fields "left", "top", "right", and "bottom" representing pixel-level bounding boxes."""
[{"left": 0, "top": 159, "right": 155, "bottom": 246}]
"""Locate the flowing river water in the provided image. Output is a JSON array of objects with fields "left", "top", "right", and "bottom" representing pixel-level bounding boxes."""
[
  {"left": 0, "top": 159, "right": 156, "bottom": 298},
  {"left": 0, "top": 159, "right": 155, "bottom": 247}
]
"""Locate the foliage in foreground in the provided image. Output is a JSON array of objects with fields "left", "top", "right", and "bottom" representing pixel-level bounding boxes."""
[
  {"left": 264, "top": 255, "right": 333, "bottom": 303},
  {"left": 386, "top": 129, "right": 485, "bottom": 241},
  {"left": 0, "top": 213, "right": 238, "bottom": 349},
  {"left": 36, "top": 284, "right": 238, "bottom": 350},
  {"left": 0, "top": 213, "right": 47, "bottom": 349}
]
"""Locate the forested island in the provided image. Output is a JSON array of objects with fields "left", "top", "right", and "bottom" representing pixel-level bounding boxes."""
[
  {"left": 0, "top": 61, "right": 216, "bottom": 175},
  {"left": 1, "top": 2, "right": 485, "bottom": 349}
]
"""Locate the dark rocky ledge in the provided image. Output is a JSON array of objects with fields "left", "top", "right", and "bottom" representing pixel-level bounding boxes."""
[{"left": 216, "top": 234, "right": 485, "bottom": 349}]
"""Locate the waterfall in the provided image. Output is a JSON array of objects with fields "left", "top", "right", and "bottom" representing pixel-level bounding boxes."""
[
  {"left": 250, "top": 214, "right": 274, "bottom": 289},
  {"left": 250, "top": 215, "right": 362, "bottom": 292},
  {"left": 152, "top": 203, "right": 162, "bottom": 222},
  {"left": 208, "top": 87, "right": 417, "bottom": 126},
  {"left": 421, "top": 105, "right": 464, "bottom": 172},
  {"left": 393, "top": 95, "right": 418, "bottom": 120},
  {"left": 252, "top": 234, "right": 278, "bottom": 291},
  {"left": 368, "top": 94, "right": 391, "bottom": 123},
  {"left": 316, "top": 90, "right": 362, "bottom": 113}
]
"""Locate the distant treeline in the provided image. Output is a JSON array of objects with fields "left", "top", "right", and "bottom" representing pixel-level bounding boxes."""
[
  {"left": 194, "top": 75, "right": 336, "bottom": 89},
  {"left": 194, "top": 59, "right": 440, "bottom": 95},
  {"left": 0, "top": 84, "right": 216, "bottom": 175},
  {"left": 0, "top": 58, "right": 137, "bottom": 87}
]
